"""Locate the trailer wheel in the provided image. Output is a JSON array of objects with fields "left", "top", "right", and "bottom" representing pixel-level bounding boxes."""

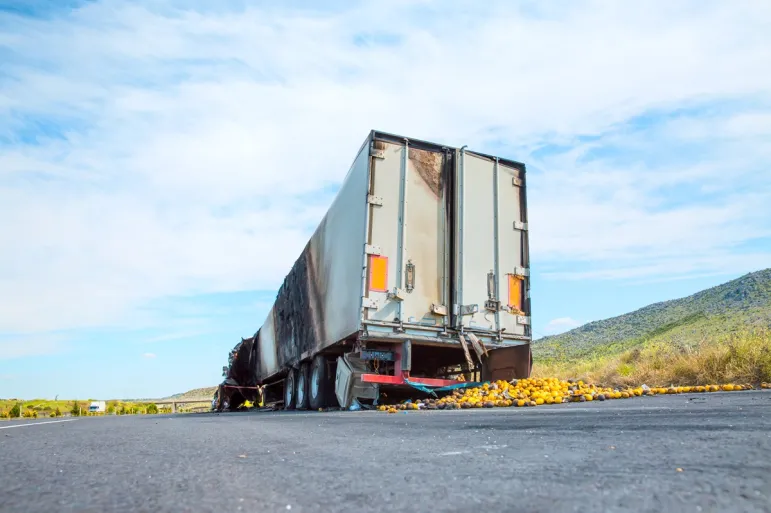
[
  {"left": 296, "top": 362, "right": 310, "bottom": 410},
  {"left": 284, "top": 368, "right": 297, "bottom": 410},
  {"left": 309, "top": 354, "right": 334, "bottom": 410}
]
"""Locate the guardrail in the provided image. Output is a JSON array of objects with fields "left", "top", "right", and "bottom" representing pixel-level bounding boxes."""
[{"left": 136, "top": 397, "right": 212, "bottom": 413}]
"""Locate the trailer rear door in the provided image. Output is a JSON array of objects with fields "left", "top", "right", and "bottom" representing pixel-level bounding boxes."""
[
  {"left": 363, "top": 138, "right": 451, "bottom": 332},
  {"left": 453, "top": 150, "right": 530, "bottom": 338}
]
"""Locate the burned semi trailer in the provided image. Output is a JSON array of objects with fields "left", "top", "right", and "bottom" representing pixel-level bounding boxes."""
[
  {"left": 226, "top": 130, "right": 532, "bottom": 410},
  {"left": 214, "top": 336, "right": 263, "bottom": 411}
]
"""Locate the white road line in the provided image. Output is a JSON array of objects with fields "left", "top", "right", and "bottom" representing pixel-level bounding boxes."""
[{"left": 0, "top": 419, "right": 78, "bottom": 430}]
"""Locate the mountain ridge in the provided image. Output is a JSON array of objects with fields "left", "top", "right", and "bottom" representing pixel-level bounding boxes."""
[
  {"left": 533, "top": 268, "right": 771, "bottom": 360},
  {"left": 165, "top": 386, "right": 217, "bottom": 400}
]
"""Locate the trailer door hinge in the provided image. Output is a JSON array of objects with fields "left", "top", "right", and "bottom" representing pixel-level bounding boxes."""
[
  {"left": 430, "top": 303, "right": 448, "bottom": 316},
  {"left": 367, "top": 194, "right": 383, "bottom": 206},
  {"left": 485, "top": 299, "right": 502, "bottom": 312},
  {"left": 370, "top": 147, "right": 385, "bottom": 159},
  {"left": 513, "top": 221, "right": 528, "bottom": 231},
  {"left": 457, "top": 304, "right": 479, "bottom": 316},
  {"left": 516, "top": 315, "right": 531, "bottom": 325},
  {"left": 388, "top": 288, "right": 405, "bottom": 301},
  {"left": 513, "top": 267, "right": 530, "bottom": 277},
  {"left": 364, "top": 244, "right": 381, "bottom": 255},
  {"left": 362, "top": 297, "right": 378, "bottom": 309},
  {"left": 512, "top": 176, "right": 523, "bottom": 187}
]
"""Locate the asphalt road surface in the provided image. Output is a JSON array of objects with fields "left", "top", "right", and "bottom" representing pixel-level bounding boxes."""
[{"left": 2, "top": 391, "right": 770, "bottom": 513}]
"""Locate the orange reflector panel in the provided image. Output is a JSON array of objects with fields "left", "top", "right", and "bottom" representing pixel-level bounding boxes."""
[
  {"left": 508, "top": 274, "right": 522, "bottom": 312},
  {"left": 369, "top": 255, "right": 388, "bottom": 292}
]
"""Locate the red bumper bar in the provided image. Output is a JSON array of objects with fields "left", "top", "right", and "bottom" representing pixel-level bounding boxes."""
[{"left": 360, "top": 372, "right": 460, "bottom": 388}]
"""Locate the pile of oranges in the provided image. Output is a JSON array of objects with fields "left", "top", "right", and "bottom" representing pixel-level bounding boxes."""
[{"left": 377, "top": 377, "right": 763, "bottom": 413}]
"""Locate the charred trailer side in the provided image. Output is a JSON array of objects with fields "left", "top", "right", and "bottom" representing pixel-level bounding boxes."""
[
  {"left": 247, "top": 130, "right": 532, "bottom": 410},
  {"left": 214, "top": 335, "right": 263, "bottom": 411}
]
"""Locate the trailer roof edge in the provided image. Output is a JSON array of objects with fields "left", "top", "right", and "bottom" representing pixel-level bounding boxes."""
[{"left": 371, "top": 130, "right": 526, "bottom": 171}]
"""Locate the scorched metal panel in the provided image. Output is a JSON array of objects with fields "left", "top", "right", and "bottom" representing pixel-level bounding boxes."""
[{"left": 255, "top": 139, "right": 370, "bottom": 380}]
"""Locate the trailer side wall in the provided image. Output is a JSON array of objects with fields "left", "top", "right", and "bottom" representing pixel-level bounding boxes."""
[{"left": 255, "top": 139, "right": 371, "bottom": 381}]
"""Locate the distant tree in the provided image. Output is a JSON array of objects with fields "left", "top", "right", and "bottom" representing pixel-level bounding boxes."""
[
  {"left": 70, "top": 401, "right": 82, "bottom": 417},
  {"left": 107, "top": 405, "right": 115, "bottom": 415},
  {"left": 10, "top": 403, "right": 21, "bottom": 418},
  {"left": 51, "top": 407, "right": 62, "bottom": 418},
  {"left": 146, "top": 404, "right": 158, "bottom": 414}
]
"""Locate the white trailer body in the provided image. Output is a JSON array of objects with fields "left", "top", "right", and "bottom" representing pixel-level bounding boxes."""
[
  {"left": 222, "top": 130, "right": 532, "bottom": 410},
  {"left": 88, "top": 401, "right": 106, "bottom": 413}
]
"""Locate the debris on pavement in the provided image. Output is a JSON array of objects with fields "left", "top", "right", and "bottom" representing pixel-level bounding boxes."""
[{"left": 375, "top": 377, "right": 766, "bottom": 412}]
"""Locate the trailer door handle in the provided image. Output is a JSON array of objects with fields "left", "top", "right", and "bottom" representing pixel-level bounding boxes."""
[{"left": 405, "top": 260, "right": 415, "bottom": 292}]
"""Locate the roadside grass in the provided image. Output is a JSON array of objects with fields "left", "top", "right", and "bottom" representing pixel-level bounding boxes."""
[
  {"left": 533, "top": 328, "right": 771, "bottom": 388},
  {"left": 0, "top": 399, "right": 176, "bottom": 419}
]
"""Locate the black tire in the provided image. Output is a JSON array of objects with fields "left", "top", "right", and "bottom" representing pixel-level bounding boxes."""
[
  {"left": 309, "top": 354, "right": 336, "bottom": 410},
  {"left": 284, "top": 368, "right": 297, "bottom": 410},
  {"left": 296, "top": 362, "right": 310, "bottom": 410}
]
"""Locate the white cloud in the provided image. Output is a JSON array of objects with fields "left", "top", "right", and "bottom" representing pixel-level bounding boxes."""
[
  {"left": 1, "top": 0, "right": 770, "bottom": 334},
  {"left": 0, "top": 335, "right": 67, "bottom": 360},
  {"left": 544, "top": 317, "right": 583, "bottom": 335},
  {"left": 142, "top": 353, "right": 157, "bottom": 359}
]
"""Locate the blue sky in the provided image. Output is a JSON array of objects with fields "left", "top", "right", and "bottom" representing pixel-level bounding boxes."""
[{"left": 1, "top": 0, "right": 770, "bottom": 399}]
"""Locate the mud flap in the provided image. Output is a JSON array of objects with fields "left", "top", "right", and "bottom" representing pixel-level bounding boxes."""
[
  {"left": 481, "top": 344, "right": 532, "bottom": 382},
  {"left": 335, "top": 354, "right": 380, "bottom": 409}
]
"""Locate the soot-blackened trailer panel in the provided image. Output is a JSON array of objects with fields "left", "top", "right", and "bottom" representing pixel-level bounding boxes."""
[{"left": 254, "top": 136, "right": 371, "bottom": 381}]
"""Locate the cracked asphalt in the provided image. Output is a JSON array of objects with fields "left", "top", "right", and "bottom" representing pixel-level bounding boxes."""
[{"left": 1, "top": 391, "right": 770, "bottom": 513}]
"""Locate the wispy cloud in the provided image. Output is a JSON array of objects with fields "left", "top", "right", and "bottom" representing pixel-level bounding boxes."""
[
  {"left": 142, "top": 352, "right": 157, "bottom": 359},
  {"left": 0, "top": 0, "right": 769, "bottom": 337},
  {"left": 0, "top": 334, "right": 67, "bottom": 360}
]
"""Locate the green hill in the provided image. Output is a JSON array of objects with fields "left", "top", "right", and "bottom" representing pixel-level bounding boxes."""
[
  {"left": 166, "top": 387, "right": 217, "bottom": 400},
  {"left": 533, "top": 268, "right": 771, "bottom": 361}
]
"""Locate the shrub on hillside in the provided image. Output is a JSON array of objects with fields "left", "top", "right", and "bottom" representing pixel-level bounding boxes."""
[
  {"left": 534, "top": 328, "right": 771, "bottom": 387},
  {"left": 70, "top": 402, "right": 83, "bottom": 417},
  {"left": 146, "top": 404, "right": 158, "bottom": 414}
]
